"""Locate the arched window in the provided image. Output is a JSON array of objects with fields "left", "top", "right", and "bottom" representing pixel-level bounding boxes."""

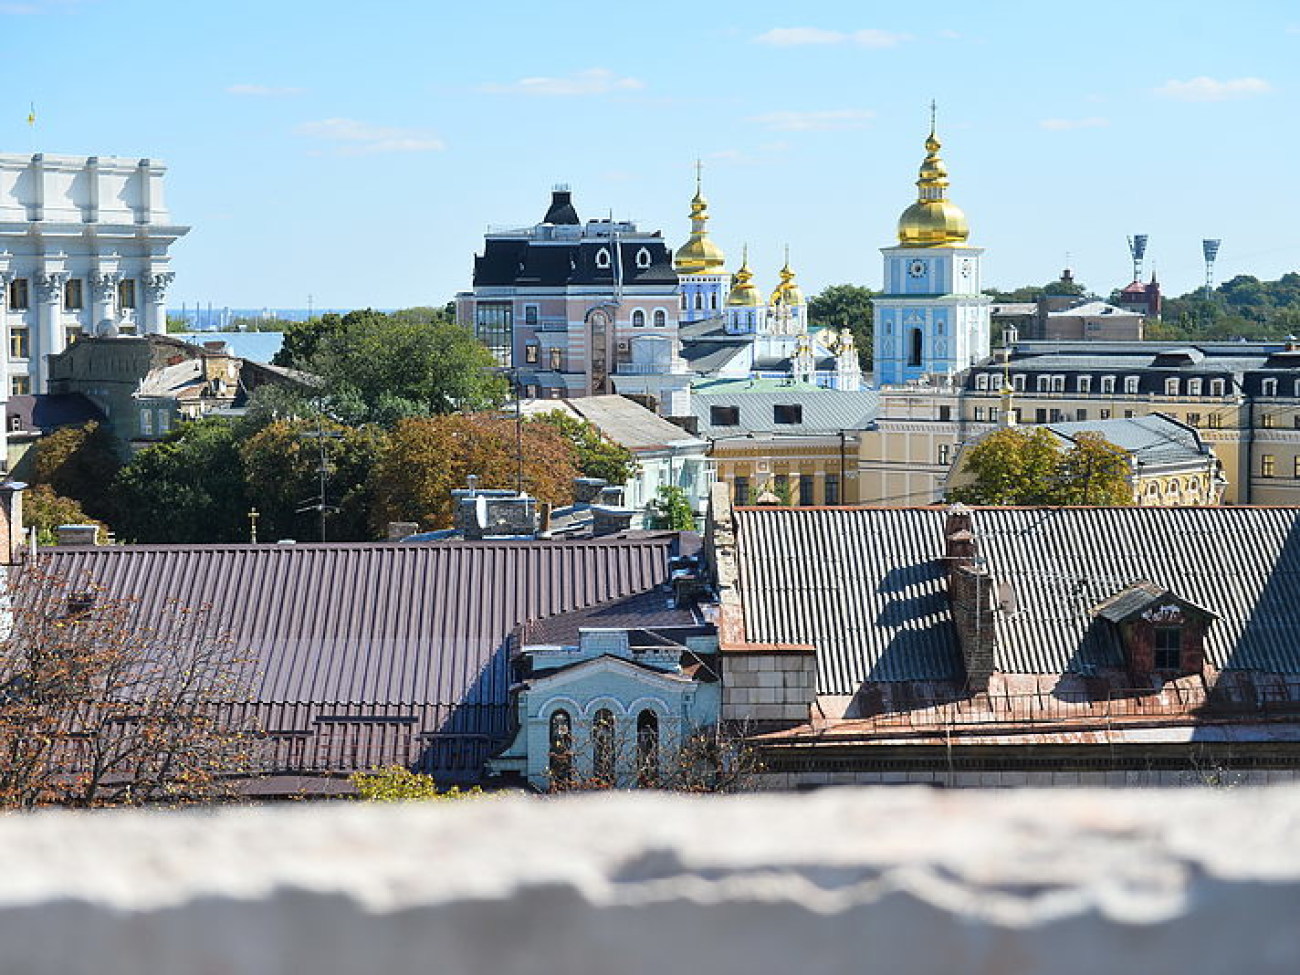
[
  {"left": 908, "top": 328, "right": 924, "bottom": 367},
  {"left": 596, "top": 248, "right": 611, "bottom": 269},
  {"left": 635, "top": 247, "right": 651, "bottom": 269},
  {"left": 592, "top": 708, "right": 616, "bottom": 785},
  {"left": 694, "top": 293, "right": 703, "bottom": 311},
  {"left": 636, "top": 710, "right": 659, "bottom": 787},
  {"left": 548, "top": 710, "right": 573, "bottom": 788},
  {"left": 653, "top": 309, "right": 666, "bottom": 328},
  {"left": 711, "top": 292, "right": 718, "bottom": 310},
  {"left": 632, "top": 309, "right": 646, "bottom": 328}
]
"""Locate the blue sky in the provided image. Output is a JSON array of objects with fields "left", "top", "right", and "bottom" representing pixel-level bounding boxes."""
[{"left": 5, "top": 0, "right": 1298, "bottom": 310}]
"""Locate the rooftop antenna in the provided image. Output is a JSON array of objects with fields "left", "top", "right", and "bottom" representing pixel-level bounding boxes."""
[
  {"left": 1202, "top": 239, "right": 1221, "bottom": 298},
  {"left": 1127, "top": 234, "right": 1148, "bottom": 282},
  {"left": 298, "top": 413, "right": 342, "bottom": 542}
]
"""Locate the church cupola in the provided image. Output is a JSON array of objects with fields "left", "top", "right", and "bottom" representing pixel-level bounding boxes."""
[
  {"left": 673, "top": 172, "right": 726, "bottom": 274},
  {"left": 725, "top": 246, "right": 763, "bottom": 335},
  {"left": 897, "top": 109, "right": 969, "bottom": 247}
]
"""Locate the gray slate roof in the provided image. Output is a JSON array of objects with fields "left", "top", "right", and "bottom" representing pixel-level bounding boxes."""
[
  {"left": 690, "top": 387, "right": 879, "bottom": 438},
  {"left": 553, "top": 395, "right": 704, "bottom": 452},
  {"left": 1045, "top": 413, "right": 1209, "bottom": 469},
  {"left": 734, "top": 507, "right": 1300, "bottom": 692}
]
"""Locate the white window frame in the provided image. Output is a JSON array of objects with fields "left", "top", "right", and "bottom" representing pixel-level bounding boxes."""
[
  {"left": 1124, "top": 376, "right": 1140, "bottom": 394},
  {"left": 1101, "top": 375, "right": 1116, "bottom": 394},
  {"left": 1077, "top": 375, "right": 1092, "bottom": 393}
]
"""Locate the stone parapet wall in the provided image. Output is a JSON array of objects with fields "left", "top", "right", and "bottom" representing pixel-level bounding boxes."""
[{"left": 4, "top": 788, "right": 1300, "bottom": 974}]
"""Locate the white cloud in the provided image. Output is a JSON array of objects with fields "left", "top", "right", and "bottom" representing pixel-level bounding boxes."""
[
  {"left": 754, "top": 27, "right": 909, "bottom": 48},
  {"left": 749, "top": 109, "right": 875, "bottom": 132},
  {"left": 295, "top": 118, "right": 445, "bottom": 156},
  {"left": 1154, "top": 76, "right": 1273, "bottom": 102},
  {"left": 480, "top": 68, "right": 644, "bottom": 96},
  {"left": 1040, "top": 116, "right": 1109, "bottom": 131},
  {"left": 227, "top": 84, "right": 306, "bottom": 97}
]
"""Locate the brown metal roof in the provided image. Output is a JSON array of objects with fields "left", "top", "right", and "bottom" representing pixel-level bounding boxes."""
[{"left": 35, "top": 535, "right": 686, "bottom": 782}]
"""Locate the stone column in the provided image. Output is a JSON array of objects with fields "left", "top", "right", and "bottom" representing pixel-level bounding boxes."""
[
  {"left": 89, "top": 271, "right": 118, "bottom": 336},
  {"left": 143, "top": 272, "right": 174, "bottom": 335},
  {"left": 33, "top": 271, "right": 66, "bottom": 393}
]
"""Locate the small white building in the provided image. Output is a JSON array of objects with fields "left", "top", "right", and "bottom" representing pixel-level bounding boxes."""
[{"left": 0, "top": 153, "right": 189, "bottom": 395}]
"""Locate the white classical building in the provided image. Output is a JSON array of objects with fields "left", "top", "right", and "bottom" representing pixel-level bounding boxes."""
[{"left": 0, "top": 153, "right": 189, "bottom": 394}]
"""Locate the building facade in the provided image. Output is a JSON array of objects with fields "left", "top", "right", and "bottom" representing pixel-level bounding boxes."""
[{"left": 0, "top": 154, "right": 189, "bottom": 395}]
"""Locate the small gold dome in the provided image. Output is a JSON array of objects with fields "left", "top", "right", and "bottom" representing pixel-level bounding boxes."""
[
  {"left": 726, "top": 247, "right": 761, "bottom": 307},
  {"left": 674, "top": 182, "right": 727, "bottom": 273},
  {"left": 770, "top": 256, "right": 804, "bottom": 307},
  {"left": 897, "top": 119, "right": 970, "bottom": 247}
]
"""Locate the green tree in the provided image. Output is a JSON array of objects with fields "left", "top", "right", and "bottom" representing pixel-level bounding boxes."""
[
  {"left": 350, "top": 766, "right": 482, "bottom": 801},
  {"left": 649, "top": 485, "right": 695, "bottom": 530},
  {"left": 368, "top": 413, "right": 580, "bottom": 531},
  {"left": 808, "top": 284, "right": 874, "bottom": 368},
  {"left": 530, "top": 410, "right": 638, "bottom": 485},
  {"left": 309, "top": 308, "right": 509, "bottom": 426},
  {"left": 273, "top": 311, "right": 350, "bottom": 370},
  {"left": 30, "top": 421, "right": 123, "bottom": 523},
  {"left": 239, "top": 418, "right": 387, "bottom": 542},
  {"left": 110, "top": 418, "right": 251, "bottom": 543},
  {"left": 949, "top": 427, "right": 1133, "bottom": 506}
]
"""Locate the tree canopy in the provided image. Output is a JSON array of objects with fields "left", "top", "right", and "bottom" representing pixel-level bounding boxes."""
[
  {"left": 30, "top": 421, "right": 122, "bottom": 523},
  {"left": 949, "top": 427, "right": 1133, "bottom": 506},
  {"left": 530, "top": 410, "right": 638, "bottom": 485},
  {"left": 808, "top": 284, "right": 873, "bottom": 369}
]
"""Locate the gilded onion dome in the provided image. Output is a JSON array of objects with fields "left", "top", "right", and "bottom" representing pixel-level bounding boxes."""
[
  {"left": 897, "top": 114, "right": 970, "bottom": 247},
  {"left": 726, "top": 247, "right": 762, "bottom": 306},
  {"left": 770, "top": 253, "right": 805, "bottom": 306},
  {"left": 673, "top": 172, "right": 727, "bottom": 273}
]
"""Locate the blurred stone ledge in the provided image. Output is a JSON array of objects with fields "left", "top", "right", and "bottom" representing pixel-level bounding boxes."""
[{"left": 2, "top": 787, "right": 1300, "bottom": 975}]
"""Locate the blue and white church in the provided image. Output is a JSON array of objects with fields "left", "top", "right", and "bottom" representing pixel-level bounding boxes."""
[{"left": 873, "top": 120, "right": 990, "bottom": 385}]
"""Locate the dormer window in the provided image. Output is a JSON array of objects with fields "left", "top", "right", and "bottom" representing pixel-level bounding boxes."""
[
  {"left": 635, "top": 247, "right": 651, "bottom": 269},
  {"left": 975, "top": 373, "right": 990, "bottom": 391},
  {"left": 1262, "top": 378, "right": 1279, "bottom": 396},
  {"left": 1092, "top": 582, "right": 1217, "bottom": 682},
  {"left": 595, "top": 247, "right": 611, "bottom": 269}
]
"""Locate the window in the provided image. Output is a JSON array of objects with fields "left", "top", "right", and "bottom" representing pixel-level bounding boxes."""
[
  {"left": 64, "top": 278, "right": 83, "bottom": 311},
  {"left": 680, "top": 293, "right": 687, "bottom": 310},
  {"left": 595, "top": 248, "right": 611, "bottom": 269},
  {"left": 9, "top": 327, "right": 29, "bottom": 359},
  {"left": 139, "top": 409, "right": 153, "bottom": 436},
  {"left": 711, "top": 292, "right": 718, "bottom": 310},
  {"left": 1261, "top": 413, "right": 1276, "bottom": 429},
  {"left": 1294, "top": 456, "right": 1300, "bottom": 479},
  {"left": 525, "top": 345, "right": 539, "bottom": 364},
  {"left": 653, "top": 309, "right": 666, "bottom": 328},
  {"left": 1076, "top": 408, "right": 1087, "bottom": 421},
  {"left": 10, "top": 376, "right": 30, "bottom": 396},
  {"left": 474, "top": 302, "right": 513, "bottom": 366},
  {"left": 522, "top": 305, "right": 539, "bottom": 328},
  {"left": 636, "top": 710, "right": 659, "bottom": 787},
  {"left": 549, "top": 347, "right": 562, "bottom": 370},
  {"left": 774, "top": 474, "right": 789, "bottom": 498},
  {"left": 1187, "top": 412, "right": 1202, "bottom": 427},
  {"left": 1188, "top": 378, "right": 1202, "bottom": 396},
  {"left": 525, "top": 384, "right": 538, "bottom": 398},
  {"left": 1207, "top": 413, "right": 1222, "bottom": 429},
  {"left": 118, "top": 278, "right": 136, "bottom": 309},
  {"left": 1013, "top": 374, "right": 1026, "bottom": 392},
  {"left": 989, "top": 407, "right": 1000, "bottom": 424},
  {"left": 632, "top": 309, "right": 646, "bottom": 328},
  {"left": 975, "top": 373, "right": 990, "bottom": 391},
  {"left": 908, "top": 328, "right": 923, "bottom": 367},
  {"left": 1077, "top": 375, "right": 1092, "bottom": 393},
  {"left": 799, "top": 475, "right": 815, "bottom": 506},
  {"left": 773, "top": 404, "right": 803, "bottom": 424},
  {"left": 1050, "top": 409, "right": 1064, "bottom": 422},
  {"left": 1035, "top": 408, "right": 1048, "bottom": 423},
  {"left": 1124, "top": 376, "right": 1140, "bottom": 394},
  {"left": 938, "top": 405, "right": 951, "bottom": 422},
  {"left": 694, "top": 293, "right": 703, "bottom": 310},
  {"left": 65, "top": 326, "right": 80, "bottom": 346},
  {"left": 8, "top": 278, "right": 28, "bottom": 310},
  {"left": 974, "top": 406, "right": 985, "bottom": 421},
  {"left": 1210, "top": 379, "right": 1225, "bottom": 396},
  {"left": 1263, "top": 454, "right": 1276, "bottom": 477},
  {"left": 1124, "top": 410, "right": 1135, "bottom": 419},
  {"left": 1262, "top": 378, "right": 1279, "bottom": 397},
  {"left": 1051, "top": 375, "right": 1065, "bottom": 393},
  {"left": 1165, "top": 378, "right": 1179, "bottom": 395},
  {"left": 548, "top": 711, "right": 573, "bottom": 787},
  {"left": 733, "top": 476, "right": 749, "bottom": 505},
  {"left": 1154, "top": 627, "right": 1182, "bottom": 670},
  {"left": 1100, "top": 409, "right": 1111, "bottom": 420},
  {"left": 1036, "top": 375, "right": 1051, "bottom": 393},
  {"left": 635, "top": 247, "right": 651, "bottom": 269},
  {"left": 711, "top": 405, "right": 740, "bottom": 426},
  {"left": 938, "top": 444, "right": 950, "bottom": 465},
  {"left": 592, "top": 709, "right": 616, "bottom": 785},
  {"left": 1101, "top": 375, "right": 1116, "bottom": 394},
  {"left": 158, "top": 411, "right": 170, "bottom": 434},
  {"left": 824, "top": 474, "right": 840, "bottom": 505}
]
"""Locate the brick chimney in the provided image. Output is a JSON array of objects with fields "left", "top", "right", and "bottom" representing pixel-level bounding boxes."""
[
  {"left": 942, "top": 505, "right": 996, "bottom": 692},
  {"left": 0, "top": 482, "right": 25, "bottom": 564}
]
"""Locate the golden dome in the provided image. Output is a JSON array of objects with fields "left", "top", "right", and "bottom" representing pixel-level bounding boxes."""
[
  {"left": 674, "top": 172, "right": 727, "bottom": 273},
  {"left": 726, "top": 247, "right": 761, "bottom": 307},
  {"left": 897, "top": 116, "right": 969, "bottom": 247},
  {"left": 770, "top": 253, "right": 805, "bottom": 307}
]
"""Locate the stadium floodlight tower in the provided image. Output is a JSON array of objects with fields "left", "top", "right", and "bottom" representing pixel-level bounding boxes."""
[
  {"left": 1202, "top": 239, "right": 1221, "bottom": 298},
  {"left": 1127, "top": 234, "right": 1148, "bottom": 282}
]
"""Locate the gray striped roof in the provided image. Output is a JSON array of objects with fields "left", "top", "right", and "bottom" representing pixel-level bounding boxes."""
[
  {"left": 734, "top": 507, "right": 1300, "bottom": 692},
  {"left": 1045, "top": 413, "right": 1209, "bottom": 468},
  {"left": 690, "top": 388, "right": 879, "bottom": 438}
]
